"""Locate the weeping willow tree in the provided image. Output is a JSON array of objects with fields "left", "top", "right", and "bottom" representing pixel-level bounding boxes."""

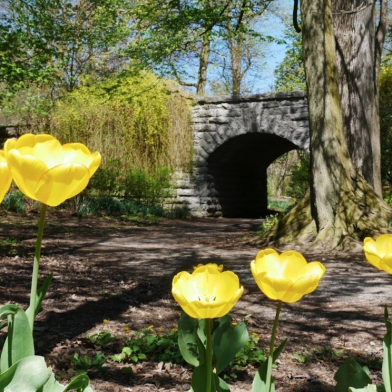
[{"left": 267, "top": 0, "right": 391, "bottom": 250}]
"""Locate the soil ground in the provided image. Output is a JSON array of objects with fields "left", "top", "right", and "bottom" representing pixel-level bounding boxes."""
[{"left": 0, "top": 210, "right": 390, "bottom": 392}]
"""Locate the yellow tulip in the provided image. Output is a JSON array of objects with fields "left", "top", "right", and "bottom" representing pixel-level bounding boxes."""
[
  {"left": 0, "top": 150, "right": 12, "bottom": 203},
  {"left": 5, "top": 134, "right": 101, "bottom": 207},
  {"left": 172, "top": 263, "right": 244, "bottom": 319},
  {"left": 364, "top": 234, "right": 392, "bottom": 274},
  {"left": 251, "top": 248, "right": 326, "bottom": 303}
]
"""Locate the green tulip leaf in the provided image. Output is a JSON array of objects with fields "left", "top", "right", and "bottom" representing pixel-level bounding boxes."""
[
  {"left": 0, "top": 304, "right": 35, "bottom": 372},
  {"left": 63, "top": 373, "right": 93, "bottom": 392},
  {"left": 385, "top": 305, "right": 389, "bottom": 329},
  {"left": 349, "top": 385, "right": 378, "bottom": 392},
  {"left": 212, "top": 315, "right": 249, "bottom": 374},
  {"left": 273, "top": 339, "right": 287, "bottom": 362},
  {"left": 190, "top": 364, "right": 215, "bottom": 392},
  {"left": 383, "top": 326, "right": 392, "bottom": 392},
  {"left": 26, "top": 273, "right": 54, "bottom": 321},
  {"left": 42, "top": 371, "right": 65, "bottom": 392},
  {"left": 178, "top": 312, "right": 200, "bottom": 367},
  {"left": 214, "top": 374, "right": 230, "bottom": 392},
  {"left": 252, "top": 338, "right": 286, "bottom": 392},
  {"left": 334, "top": 358, "right": 373, "bottom": 392},
  {"left": 0, "top": 355, "right": 50, "bottom": 391},
  {"left": 0, "top": 304, "right": 20, "bottom": 319},
  {"left": 252, "top": 358, "right": 275, "bottom": 392}
]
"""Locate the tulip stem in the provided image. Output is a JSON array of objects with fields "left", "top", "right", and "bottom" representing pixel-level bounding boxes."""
[
  {"left": 266, "top": 301, "right": 282, "bottom": 392},
  {"left": 206, "top": 318, "right": 213, "bottom": 392},
  {"left": 28, "top": 203, "right": 47, "bottom": 333}
]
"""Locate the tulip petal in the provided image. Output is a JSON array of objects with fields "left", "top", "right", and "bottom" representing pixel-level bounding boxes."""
[
  {"left": 379, "top": 256, "right": 392, "bottom": 274},
  {"left": 376, "top": 235, "right": 392, "bottom": 258},
  {"left": 251, "top": 249, "right": 326, "bottom": 303},
  {"left": 280, "top": 251, "right": 308, "bottom": 281},
  {"left": 7, "top": 150, "right": 49, "bottom": 201},
  {"left": 0, "top": 151, "right": 12, "bottom": 203},
  {"left": 282, "top": 262, "right": 325, "bottom": 303},
  {"left": 255, "top": 273, "right": 292, "bottom": 301},
  {"left": 63, "top": 144, "right": 101, "bottom": 177},
  {"left": 35, "top": 164, "right": 90, "bottom": 206},
  {"left": 254, "top": 249, "right": 282, "bottom": 277},
  {"left": 172, "top": 264, "right": 243, "bottom": 319},
  {"left": 5, "top": 134, "right": 101, "bottom": 206}
]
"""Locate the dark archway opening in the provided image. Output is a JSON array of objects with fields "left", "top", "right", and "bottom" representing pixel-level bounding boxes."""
[{"left": 207, "top": 133, "right": 298, "bottom": 218}]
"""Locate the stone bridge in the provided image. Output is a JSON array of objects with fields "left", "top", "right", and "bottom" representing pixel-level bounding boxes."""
[{"left": 172, "top": 91, "right": 309, "bottom": 218}]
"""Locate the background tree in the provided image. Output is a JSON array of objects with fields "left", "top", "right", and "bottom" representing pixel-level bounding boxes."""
[
  {"left": 274, "top": 25, "right": 305, "bottom": 92},
  {"left": 128, "top": 0, "right": 272, "bottom": 95},
  {"left": 0, "top": 0, "right": 131, "bottom": 95}
]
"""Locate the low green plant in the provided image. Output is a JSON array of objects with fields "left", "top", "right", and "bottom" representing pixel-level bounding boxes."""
[
  {"left": 314, "top": 345, "right": 344, "bottom": 362},
  {"left": 292, "top": 349, "right": 312, "bottom": 364},
  {"left": 258, "top": 214, "right": 281, "bottom": 236},
  {"left": 110, "top": 327, "right": 183, "bottom": 365},
  {"left": 124, "top": 166, "right": 172, "bottom": 206},
  {"left": 223, "top": 332, "right": 266, "bottom": 380},
  {"left": 110, "top": 345, "right": 147, "bottom": 364},
  {"left": 86, "top": 331, "right": 114, "bottom": 348},
  {"left": 68, "top": 353, "right": 106, "bottom": 375},
  {"left": 1, "top": 190, "right": 27, "bottom": 214}
]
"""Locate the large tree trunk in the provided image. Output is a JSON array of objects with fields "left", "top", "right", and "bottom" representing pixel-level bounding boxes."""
[
  {"left": 266, "top": 0, "right": 391, "bottom": 250},
  {"left": 333, "top": 0, "right": 386, "bottom": 195}
]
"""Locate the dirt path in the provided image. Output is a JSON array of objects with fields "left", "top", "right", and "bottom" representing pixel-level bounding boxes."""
[{"left": 0, "top": 211, "right": 390, "bottom": 391}]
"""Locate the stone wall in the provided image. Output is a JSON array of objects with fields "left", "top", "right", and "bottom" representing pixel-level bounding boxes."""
[{"left": 169, "top": 91, "right": 309, "bottom": 218}]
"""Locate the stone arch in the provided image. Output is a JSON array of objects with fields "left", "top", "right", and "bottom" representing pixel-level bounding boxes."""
[
  {"left": 207, "top": 133, "right": 299, "bottom": 218},
  {"left": 172, "top": 91, "right": 309, "bottom": 217}
]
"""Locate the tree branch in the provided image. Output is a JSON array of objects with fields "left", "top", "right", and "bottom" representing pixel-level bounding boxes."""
[
  {"left": 293, "top": 0, "right": 301, "bottom": 33},
  {"left": 375, "top": 0, "right": 387, "bottom": 74}
]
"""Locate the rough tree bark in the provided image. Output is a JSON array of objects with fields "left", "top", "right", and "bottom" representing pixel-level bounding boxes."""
[
  {"left": 333, "top": 0, "right": 387, "bottom": 195},
  {"left": 267, "top": 0, "right": 391, "bottom": 250}
]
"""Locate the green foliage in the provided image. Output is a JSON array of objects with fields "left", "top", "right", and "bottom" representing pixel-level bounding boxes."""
[
  {"left": 110, "top": 327, "right": 182, "bottom": 365},
  {"left": 380, "top": 65, "right": 392, "bottom": 185},
  {"left": 267, "top": 199, "right": 294, "bottom": 213},
  {"left": 292, "top": 346, "right": 344, "bottom": 365},
  {"left": 86, "top": 332, "right": 114, "bottom": 348},
  {"left": 313, "top": 346, "right": 344, "bottom": 362},
  {"left": 39, "top": 71, "right": 192, "bottom": 202},
  {"left": 292, "top": 350, "right": 312, "bottom": 364},
  {"left": 286, "top": 151, "right": 310, "bottom": 201},
  {"left": 224, "top": 332, "right": 266, "bottom": 380},
  {"left": 258, "top": 214, "right": 281, "bottom": 236},
  {"left": 124, "top": 166, "right": 172, "bottom": 206},
  {"left": 252, "top": 338, "right": 287, "bottom": 392},
  {"left": 334, "top": 358, "right": 373, "bottom": 392},
  {"left": 0, "top": 304, "right": 92, "bottom": 391},
  {"left": 177, "top": 313, "right": 249, "bottom": 391},
  {"left": 2, "top": 190, "right": 27, "bottom": 214},
  {"left": 68, "top": 353, "right": 106, "bottom": 375},
  {"left": 274, "top": 26, "right": 306, "bottom": 92},
  {"left": 0, "top": 0, "right": 132, "bottom": 95}
]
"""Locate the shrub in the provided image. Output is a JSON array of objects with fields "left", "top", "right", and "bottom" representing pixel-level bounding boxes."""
[
  {"left": 36, "top": 71, "right": 193, "bottom": 201},
  {"left": 286, "top": 151, "right": 310, "bottom": 201}
]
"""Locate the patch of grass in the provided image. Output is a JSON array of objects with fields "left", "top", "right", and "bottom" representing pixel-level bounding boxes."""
[{"left": 268, "top": 199, "right": 294, "bottom": 213}]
